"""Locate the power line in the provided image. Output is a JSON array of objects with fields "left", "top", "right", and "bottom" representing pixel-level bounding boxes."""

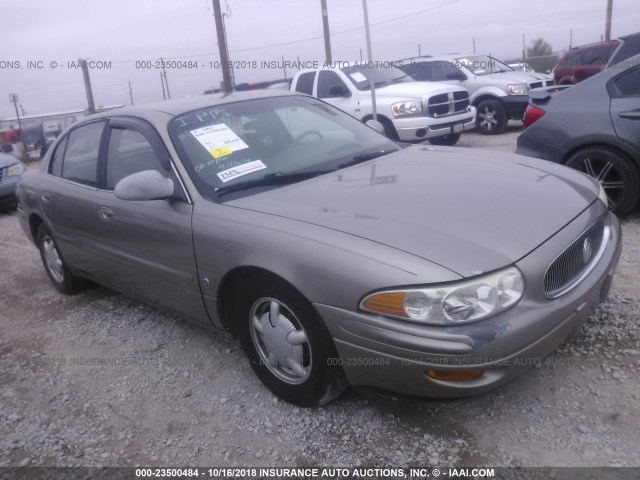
[{"left": 109, "top": 0, "right": 465, "bottom": 63}]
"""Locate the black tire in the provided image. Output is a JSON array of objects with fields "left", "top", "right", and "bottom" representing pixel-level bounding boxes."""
[
  {"left": 429, "top": 133, "right": 461, "bottom": 146},
  {"left": 565, "top": 146, "right": 639, "bottom": 216},
  {"left": 37, "top": 224, "right": 87, "bottom": 295},
  {"left": 475, "top": 99, "right": 508, "bottom": 135},
  {"left": 236, "top": 274, "right": 347, "bottom": 407},
  {"left": 375, "top": 118, "right": 399, "bottom": 141}
]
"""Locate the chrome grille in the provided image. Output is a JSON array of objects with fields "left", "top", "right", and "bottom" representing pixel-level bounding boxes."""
[
  {"left": 425, "top": 91, "right": 470, "bottom": 117},
  {"left": 544, "top": 218, "right": 608, "bottom": 299}
]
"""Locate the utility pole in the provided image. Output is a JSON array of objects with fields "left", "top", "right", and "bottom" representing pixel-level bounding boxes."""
[
  {"left": 362, "top": 0, "right": 377, "bottom": 120},
  {"left": 160, "top": 58, "right": 171, "bottom": 99},
  {"left": 160, "top": 72, "right": 166, "bottom": 100},
  {"left": 321, "top": 0, "right": 332, "bottom": 65},
  {"left": 473, "top": 37, "right": 476, "bottom": 54},
  {"left": 129, "top": 81, "right": 134, "bottom": 106},
  {"left": 212, "top": 0, "right": 233, "bottom": 93},
  {"left": 569, "top": 28, "right": 573, "bottom": 49},
  {"left": 604, "top": 0, "right": 613, "bottom": 41},
  {"left": 79, "top": 59, "right": 96, "bottom": 114},
  {"left": 9, "top": 93, "right": 26, "bottom": 153}
]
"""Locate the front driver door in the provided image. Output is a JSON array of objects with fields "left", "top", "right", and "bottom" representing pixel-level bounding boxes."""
[
  {"left": 92, "top": 117, "right": 209, "bottom": 324},
  {"left": 609, "top": 65, "right": 640, "bottom": 149}
]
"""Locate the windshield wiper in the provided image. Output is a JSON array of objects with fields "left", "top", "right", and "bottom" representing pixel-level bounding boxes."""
[
  {"left": 215, "top": 170, "right": 333, "bottom": 198},
  {"left": 338, "top": 150, "right": 395, "bottom": 169}
]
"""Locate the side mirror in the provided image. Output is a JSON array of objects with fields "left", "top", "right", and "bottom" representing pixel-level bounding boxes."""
[
  {"left": 328, "top": 84, "right": 351, "bottom": 97},
  {"left": 365, "top": 119, "right": 386, "bottom": 135},
  {"left": 114, "top": 170, "right": 174, "bottom": 201}
]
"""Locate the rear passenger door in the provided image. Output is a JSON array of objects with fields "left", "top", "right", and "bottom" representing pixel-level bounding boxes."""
[
  {"left": 92, "top": 117, "right": 209, "bottom": 324},
  {"left": 609, "top": 66, "right": 640, "bottom": 150},
  {"left": 41, "top": 120, "right": 106, "bottom": 271}
]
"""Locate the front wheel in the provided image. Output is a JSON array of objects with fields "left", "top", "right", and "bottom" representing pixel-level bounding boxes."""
[
  {"left": 565, "top": 146, "right": 639, "bottom": 216},
  {"left": 429, "top": 133, "right": 461, "bottom": 146},
  {"left": 476, "top": 99, "right": 507, "bottom": 135},
  {"left": 37, "top": 224, "right": 87, "bottom": 294},
  {"left": 237, "top": 274, "right": 347, "bottom": 407}
]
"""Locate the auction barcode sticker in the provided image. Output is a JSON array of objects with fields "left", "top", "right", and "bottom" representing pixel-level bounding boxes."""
[{"left": 217, "top": 160, "right": 267, "bottom": 183}]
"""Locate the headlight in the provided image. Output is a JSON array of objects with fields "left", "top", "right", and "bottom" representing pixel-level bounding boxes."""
[
  {"left": 598, "top": 184, "right": 608, "bottom": 208},
  {"left": 507, "top": 83, "right": 528, "bottom": 95},
  {"left": 391, "top": 101, "right": 422, "bottom": 118},
  {"left": 7, "top": 162, "right": 24, "bottom": 177},
  {"left": 360, "top": 267, "right": 525, "bottom": 325}
]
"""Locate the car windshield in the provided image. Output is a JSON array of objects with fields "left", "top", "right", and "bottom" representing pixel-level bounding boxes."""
[
  {"left": 341, "top": 66, "right": 413, "bottom": 90},
  {"left": 169, "top": 95, "right": 399, "bottom": 201},
  {"left": 454, "top": 55, "right": 513, "bottom": 76}
]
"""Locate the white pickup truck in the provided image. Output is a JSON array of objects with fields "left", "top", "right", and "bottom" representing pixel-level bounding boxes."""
[{"left": 290, "top": 64, "right": 476, "bottom": 146}]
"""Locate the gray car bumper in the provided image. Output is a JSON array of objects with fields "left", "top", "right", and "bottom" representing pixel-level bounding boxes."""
[{"left": 315, "top": 209, "right": 621, "bottom": 398}]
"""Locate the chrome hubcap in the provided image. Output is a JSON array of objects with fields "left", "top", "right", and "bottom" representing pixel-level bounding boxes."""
[
  {"left": 43, "top": 235, "right": 64, "bottom": 283},
  {"left": 479, "top": 108, "right": 497, "bottom": 130},
  {"left": 580, "top": 156, "right": 624, "bottom": 209},
  {"left": 249, "top": 298, "right": 311, "bottom": 384}
]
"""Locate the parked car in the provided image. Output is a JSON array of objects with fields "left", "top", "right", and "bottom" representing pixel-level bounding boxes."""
[
  {"left": 607, "top": 31, "right": 640, "bottom": 67},
  {"left": 17, "top": 91, "right": 620, "bottom": 406},
  {"left": 517, "top": 54, "right": 640, "bottom": 216},
  {"left": 290, "top": 64, "right": 475, "bottom": 146},
  {"left": 553, "top": 40, "right": 621, "bottom": 85},
  {"left": 397, "top": 54, "right": 554, "bottom": 134},
  {"left": 0, "top": 148, "right": 25, "bottom": 210}
]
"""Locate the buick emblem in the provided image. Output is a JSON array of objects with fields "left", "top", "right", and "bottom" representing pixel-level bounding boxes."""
[{"left": 582, "top": 237, "right": 593, "bottom": 263}]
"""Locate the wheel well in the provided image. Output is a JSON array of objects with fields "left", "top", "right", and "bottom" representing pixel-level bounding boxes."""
[
  {"left": 216, "top": 266, "right": 303, "bottom": 336},
  {"left": 472, "top": 95, "right": 502, "bottom": 107},
  {"left": 361, "top": 114, "right": 396, "bottom": 136},
  {"left": 29, "top": 214, "right": 44, "bottom": 244},
  {"left": 562, "top": 143, "right": 638, "bottom": 170}
]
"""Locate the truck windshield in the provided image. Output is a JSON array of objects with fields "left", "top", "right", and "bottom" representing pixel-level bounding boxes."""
[{"left": 341, "top": 66, "right": 414, "bottom": 91}]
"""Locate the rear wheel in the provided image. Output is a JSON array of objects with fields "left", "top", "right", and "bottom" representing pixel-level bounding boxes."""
[
  {"left": 37, "top": 224, "right": 87, "bottom": 294},
  {"left": 565, "top": 146, "right": 639, "bottom": 216},
  {"left": 237, "top": 274, "right": 347, "bottom": 407},
  {"left": 429, "top": 133, "right": 461, "bottom": 146},
  {"left": 476, "top": 99, "right": 507, "bottom": 135}
]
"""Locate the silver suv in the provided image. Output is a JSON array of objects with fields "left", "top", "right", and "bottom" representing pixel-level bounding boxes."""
[{"left": 399, "top": 54, "right": 554, "bottom": 134}]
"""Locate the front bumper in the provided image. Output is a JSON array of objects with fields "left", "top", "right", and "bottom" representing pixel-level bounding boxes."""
[
  {"left": 501, "top": 95, "right": 529, "bottom": 120},
  {"left": 0, "top": 174, "right": 19, "bottom": 207},
  {"left": 395, "top": 108, "right": 476, "bottom": 142},
  {"left": 316, "top": 207, "right": 621, "bottom": 398}
]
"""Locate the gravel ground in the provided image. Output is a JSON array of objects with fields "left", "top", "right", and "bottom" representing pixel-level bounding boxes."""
[{"left": 1, "top": 129, "right": 639, "bottom": 468}]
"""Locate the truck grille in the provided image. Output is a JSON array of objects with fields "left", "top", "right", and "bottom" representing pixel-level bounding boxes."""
[
  {"left": 0, "top": 168, "right": 5, "bottom": 183},
  {"left": 544, "top": 218, "right": 608, "bottom": 299},
  {"left": 425, "top": 91, "right": 470, "bottom": 117},
  {"left": 529, "top": 80, "right": 555, "bottom": 90}
]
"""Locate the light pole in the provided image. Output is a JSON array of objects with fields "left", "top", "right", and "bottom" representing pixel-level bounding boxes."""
[{"left": 362, "top": 0, "right": 377, "bottom": 120}]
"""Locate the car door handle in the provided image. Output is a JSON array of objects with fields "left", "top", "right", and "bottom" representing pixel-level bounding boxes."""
[
  {"left": 41, "top": 192, "right": 52, "bottom": 204},
  {"left": 98, "top": 206, "right": 114, "bottom": 222},
  {"left": 619, "top": 110, "right": 640, "bottom": 120}
]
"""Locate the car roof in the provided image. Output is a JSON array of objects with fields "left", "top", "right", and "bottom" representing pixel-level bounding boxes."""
[
  {"left": 400, "top": 53, "right": 490, "bottom": 63},
  {"left": 85, "top": 90, "right": 303, "bottom": 122}
]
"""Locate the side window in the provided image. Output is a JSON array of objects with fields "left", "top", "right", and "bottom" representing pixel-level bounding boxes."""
[
  {"left": 48, "top": 135, "right": 68, "bottom": 177},
  {"left": 106, "top": 127, "right": 167, "bottom": 190},
  {"left": 560, "top": 51, "right": 582, "bottom": 66},
  {"left": 404, "top": 62, "right": 432, "bottom": 81},
  {"left": 295, "top": 72, "right": 316, "bottom": 95},
  {"left": 61, "top": 121, "right": 104, "bottom": 186},
  {"left": 431, "top": 61, "right": 459, "bottom": 81},
  {"left": 582, "top": 46, "right": 609, "bottom": 66},
  {"left": 614, "top": 68, "right": 640, "bottom": 97},
  {"left": 317, "top": 70, "right": 348, "bottom": 98}
]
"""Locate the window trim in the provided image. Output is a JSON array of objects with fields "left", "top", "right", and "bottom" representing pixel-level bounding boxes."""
[{"left": 45, "top": 118, "right": 107, "bottom": 189}]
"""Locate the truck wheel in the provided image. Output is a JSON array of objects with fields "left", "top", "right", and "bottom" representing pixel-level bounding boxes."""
[
  {"left": 429, "top": 133, "right": 461, "bottom": 146},
  {"left": 476, "top": 99, "right": 507, "bottom": 135}
]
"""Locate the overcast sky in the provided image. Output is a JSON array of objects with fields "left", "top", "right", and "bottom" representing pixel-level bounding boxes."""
[{"left": 1, "top": 0, "right": 638, "bottom": 119}]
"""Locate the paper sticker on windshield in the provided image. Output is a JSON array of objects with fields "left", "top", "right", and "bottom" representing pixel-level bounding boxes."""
[
  {"left": 349, "top": 71, "right": 367, "bottom": 83},
  {"left": 190, "top": 123, "right": 248, "bottom": 158},
  {"left": 217, "top": 160, "right": 266, "bottom": 183}
]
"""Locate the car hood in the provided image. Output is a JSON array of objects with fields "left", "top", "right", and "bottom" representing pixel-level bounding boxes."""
[
  {"left": 0, "top": 153, "right": 21, "bottom": 169},
  {"left": 375, "top": 81, "right": 464, "bottom": 98},
  {"left": 229, "top": 146, "right": 598, "bottom": 277}
]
